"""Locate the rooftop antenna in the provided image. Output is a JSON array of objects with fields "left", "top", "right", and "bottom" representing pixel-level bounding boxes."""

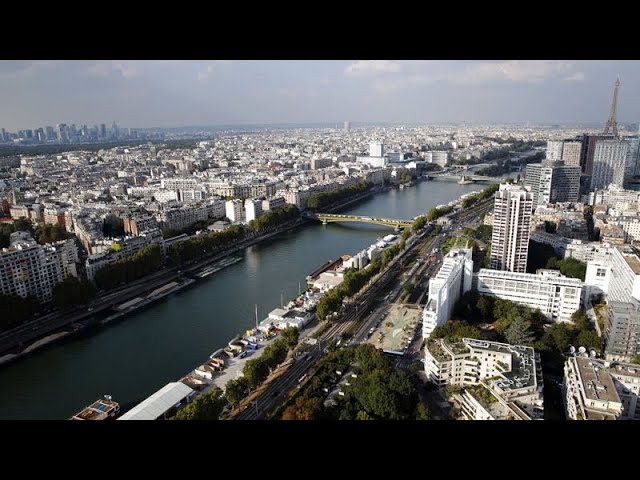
[{"left": 603, "top": 77, "right": 620, "bottom": 137}]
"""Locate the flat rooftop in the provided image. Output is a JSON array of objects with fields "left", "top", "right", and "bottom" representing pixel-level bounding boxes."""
[
  {"left": 476, "top": 268, "right": 583, "bottom": 287},
  {"left": 463, "top": 338, "right": 538, "bottom": 392},
  {"left": 369, "top": 304, "right": 422, "bottom": 354},
  {"left": 70, "top": 398, "right": 120, "bottom": 420},
  {"left": 623, "top": 254, "right": 640, "bottom": 275},
  {"left": 575, "top": 357, "right": 620, "bottom": 404}
]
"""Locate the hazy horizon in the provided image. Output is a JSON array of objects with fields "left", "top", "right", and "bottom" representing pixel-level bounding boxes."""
[{"left": 1, "top": 60, "right": 639, "bottom": 131}]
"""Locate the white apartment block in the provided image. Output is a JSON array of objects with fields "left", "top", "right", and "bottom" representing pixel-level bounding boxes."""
[
  {"left": 590, "top": 140, "right": 630, "bottom": 191},
  {"left": 425, "top": 337, "right": 544, "bottom": 420},
  {"left": 85, "top": 229, "right": 163, "bottom": 281},
  {"left": 546, "top": 140, "right": 564, "bottom": 161},
  {"left": 225, "top": 199, "right": 245, "bottom": 223},
  {"left": 262, "top": 196, "right": 286, "bottom": 212},
  {"left": 430, "top": 151, "right": 450, "bottom": 167},
  {"left": 474, "top": 268, "right": 583, "bottom": 323},
  {"left": 608, "top": 215, "right": 640, "bottom": 243},
  {"left": 524, "top": 161, "right": 580, "bottom": 206},
  {"left": 604, "top": 300, "right": 640, "bottom": 362},
  {"left": 585, "top": 245, "right": 640, "bottom": 303},
  {"left": 561, "top": 140, "right": 583, "bottom": 167},
  {"left": 592, "top": 184, "right": 640, "bottom": 211},
  {"left": 160, "top": 177, "right": 200, "bottom": 192},
  {"left": 179, "top": 189, "right": 207, "bottom": 204},
  {"left": 524, "top": 163, "right": 552, "bottom": 206},
  {"left": 0, "top": 235, "right": 79, "bottom": 303},
  {"left": 244, "top": 198, "right": 263, "bottom": 222},
  {"left": 206, "top": 198, "right": 226, "bottom": 220},
  {"left": 490, "top": 183, "right": 533, "bottom": 273},
  {"left": 155, "top": 204, "right": 209, "bottom": 232},
  {"left": 278, "top": 189, "right": 310, "bottom": 210},
  {"left": 422, "top": 248, "right": 473, "bottom": 338},
  {"left": 563, "top": 356, "right": 640, "bottom": 420}
]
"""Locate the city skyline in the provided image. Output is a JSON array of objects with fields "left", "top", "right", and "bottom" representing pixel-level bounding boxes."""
[{"left": 2, "top": 60, "right": 640, "bottom": 130}]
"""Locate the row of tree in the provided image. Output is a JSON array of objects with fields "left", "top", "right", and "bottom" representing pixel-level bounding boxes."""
[
  {"left": 223, "top": 327, "right": 299, "bottom": 407},
  {"left": 247, "top": 204, "right": 300, "bottom": 234},
  {"left": 166, "top": 224, "right": 244, "bottom": 266},
  {"left": 51, "top": 276, "right": 97, "bottom": 310},
  {"left": 460, "top": 183, "right": 500, "bottom": 209},
  {"left": 316, "top": 244, "right": 401, "bottom": 321},
  {"left": 172, "top": 388, "right": 226, "bottom": 420},
  {"left": 35, "top": 223, "right": 71, "bottom": 244},
  {"left": 94, "top": 244, "right": 163, "bottom": 290},
  {"left": 306, "top": 180, "right": 372, "bottom": 211},
  {"left": 424, "top": 205, "right": 453, "bottom": 222},
  {"left": 0, "top": 293, "right": 41, "bottom": 331}
]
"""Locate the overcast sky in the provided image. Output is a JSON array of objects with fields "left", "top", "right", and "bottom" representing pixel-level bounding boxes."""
[{"left": 0, "top": 60, "right": 638, "bottom": 130}]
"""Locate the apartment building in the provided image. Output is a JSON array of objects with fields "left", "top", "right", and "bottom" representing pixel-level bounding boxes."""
[
  {"left": 564, "top": 355, "right": 640, "bottom": 420},
  {"left": 474, "top": 269, "right": 583, "bottom": 323},
  {"left": 424, "top": 337, "right": 544, "bottom": 420},
  {"left": 490, "top": 184, "right": 533, "bottom": 273},
  {"left": 422, "top": 248, "right": 473, "bottom": 338},
  {"left": 0, "top": 234, "right": 79, "bottom": 303}
]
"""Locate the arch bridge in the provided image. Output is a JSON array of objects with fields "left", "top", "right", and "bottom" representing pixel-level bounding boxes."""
[{"left": 305, "top": 212, "right": 412, "bottom": 229}]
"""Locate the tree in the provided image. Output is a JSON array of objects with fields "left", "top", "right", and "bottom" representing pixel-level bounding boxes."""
[
  {"left": 356, "top": 410, "right": 373, "bottom": 420},
  {"left": 224, "top": 377, "right": 249, "bottom": 406},
  {"left": 557, "top": 258, "right": 587, "bottom": 281},
  {"left": 403, "top": 282, "right": 415, "bottom": 296},
  {"left": 13, "top": 217, "right": 34, "bottom": 235},
  {"left": 577, "top": 330, "right": 602, "bottom": 354},
  {"left": 527, "top": 240, "right": 557, "bottom": 273},
  {"left": 279, "top": 326, "right": 299, "bottom": 350},
  {"left": 631, "top": 355, "right": 640, "bottom": 365},
  {"left": 549, "top": 323, "right": 572, "bottom": 353},
  {"left": 415, "top": 402, "right": 431, "bottom": 420},
  {"left": 52, "top": 276, "right": 97, "bottom": 310},
  {"left": 243, "top": 358, "right": 270, "bottom": 388},
  {"left": 431, "top": 320, "right": 486, "bottom": 343},
  {"left": 0, "top": 293, "right": 41, "bottom": 331},
  {"left": 477, "top": 295, "right": 492, "bottom": 323},
  {"left": 504, "top": 316, "right": 535, "bottom": 346},
  {"left": 571, "top": 310, "right": 591, "bottom": 331},
  {"left": 173, "top": 387, "right": 225, "bottom": 420},
  {"left": 282, "top": 396, "right": 323, "bottom": 420}
]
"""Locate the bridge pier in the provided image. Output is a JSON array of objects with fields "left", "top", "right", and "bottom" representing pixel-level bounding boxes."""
[
  {"left": 394, "top": 225, "right": 400, "bottom": 232},
  {"left": 322, "top": 220, "right": 327, "bottom": 225}
]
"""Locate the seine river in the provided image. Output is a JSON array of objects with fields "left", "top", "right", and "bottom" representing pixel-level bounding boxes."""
[{"left": 0, "top": 180, "right": 482, "bottom": 419}]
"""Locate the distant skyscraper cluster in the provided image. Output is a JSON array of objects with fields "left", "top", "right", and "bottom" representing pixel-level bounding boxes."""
[{"left": 0, "top": 121, "right": 138, "bottom": 145}]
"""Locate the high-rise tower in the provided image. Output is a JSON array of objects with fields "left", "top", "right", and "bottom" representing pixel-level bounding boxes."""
[
  {"left": 604, "top": 78, "right": 620, "bottom": 137},
  {"left": 490, "top": 184, "right": 533, "bottom": 273}
]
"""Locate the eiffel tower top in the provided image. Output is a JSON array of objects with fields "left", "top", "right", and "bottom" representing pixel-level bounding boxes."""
[{"left": 603, "top": 77, "right": 620, "bottom": 137}]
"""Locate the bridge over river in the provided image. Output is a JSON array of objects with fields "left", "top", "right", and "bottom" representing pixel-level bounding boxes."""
[{"left": 304, "top": 212, "right": 413, "bottom": 230}]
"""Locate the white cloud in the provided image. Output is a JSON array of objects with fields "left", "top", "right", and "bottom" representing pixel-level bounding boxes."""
[
  {"left": 370, "top": 61, "right": 587, "bottom": 94},
  {"left": 564, "top": 72, "right": 585, "bottom": 82},
  {"left": 452, "top": 60, "right": 579, "bottom": 84},
  {"left": 373, "top": 74, "right": 436, "bottom": 93},
  {"left": 0, "top": 60, "right": 58, "bottom": 79},
  {"left": 345, "top": 60, "right": 403, "bottom": 78},
  {"left": 277, "top": 87, "right": 319, "bottom": 98},
  {"left": 197, "top": 60, "right": 232, "bottom": 81},
  {"left": 86, "top": 61, "right": 140, "bottom": 78}
]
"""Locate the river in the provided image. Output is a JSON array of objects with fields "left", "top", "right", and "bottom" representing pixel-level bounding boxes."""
[{"left": 0, "top": 180, "right": 483, "bottom": 419}]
